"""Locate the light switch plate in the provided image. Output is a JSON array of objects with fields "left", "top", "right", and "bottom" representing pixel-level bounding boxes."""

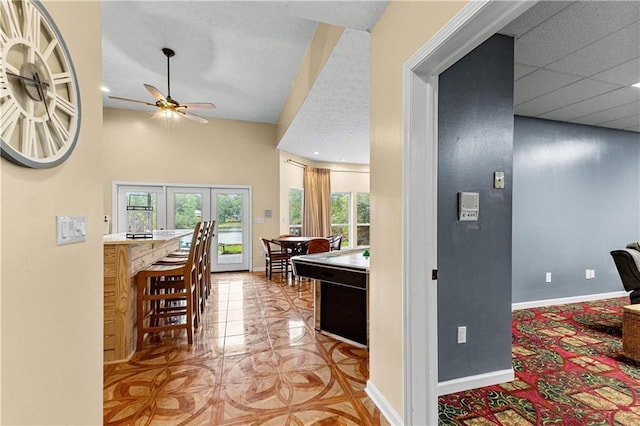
[
  {"left": 57, "top": 216, "right": 87, "bottom": 245},
  {"left": 494, "top": 171, "right": 505, "bottom": 189}
]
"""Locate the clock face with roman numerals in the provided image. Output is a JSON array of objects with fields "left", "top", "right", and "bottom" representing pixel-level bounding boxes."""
[{"left": 0, "top": 0, "right": 81, "bottom": 168}]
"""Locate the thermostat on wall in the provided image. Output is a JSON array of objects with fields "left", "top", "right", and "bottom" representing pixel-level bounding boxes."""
[{"left": 458, "top": 192, "right": 479, "bottom": 221}]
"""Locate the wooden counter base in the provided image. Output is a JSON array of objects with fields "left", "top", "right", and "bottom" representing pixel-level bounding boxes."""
[{"left": 103, "top": 231, "right": 191, "bottom": 363}]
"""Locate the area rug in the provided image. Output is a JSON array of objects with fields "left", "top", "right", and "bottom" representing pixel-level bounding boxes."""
[{"left": 438, "top": 297, "right": 640, "bottom": 425}]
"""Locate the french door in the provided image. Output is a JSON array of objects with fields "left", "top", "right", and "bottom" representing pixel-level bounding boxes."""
[
  {"left": 114, "top": 183, "right": 251, "bottom": 271},
  {"left": 167, "top": 187, "right": 211, "bottom": 249},
  {"left": 211, "top": 188, "right": 250, "bottom": 272}
]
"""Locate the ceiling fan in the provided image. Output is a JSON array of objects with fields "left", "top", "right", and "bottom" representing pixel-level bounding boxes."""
[{"left": 109, "top": 47, "right": 215, "bottom": 124}]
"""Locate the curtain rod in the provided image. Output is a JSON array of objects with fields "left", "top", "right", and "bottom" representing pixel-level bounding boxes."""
[{"left": 285, "top": 159, "right": 370, "bottom": 174}]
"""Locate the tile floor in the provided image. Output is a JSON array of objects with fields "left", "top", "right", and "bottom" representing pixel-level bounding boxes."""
[{"left": 104, "top": 272, "right": 390, "bottom": 425}]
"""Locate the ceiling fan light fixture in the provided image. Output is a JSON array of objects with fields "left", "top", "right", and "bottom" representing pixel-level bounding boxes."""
[
  {"left": 161, "top": 108, "right": 177, "bottom": 119},
  {"left": 109, "top": 47, "right": 214, "bottom": 124}
]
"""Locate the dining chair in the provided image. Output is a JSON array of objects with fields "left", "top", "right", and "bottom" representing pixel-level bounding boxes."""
[
  {"left": 260, "top": 237, "right": 290, "bottom": 280},
  {"left": 329, "top": 235, "right": 342, "bottom": 251},
  {"left": 307, "top": 237, "right": 331, "bottom": 254},
  {"left": 135, "top": 221, "right": 202, "bottom": 349}
]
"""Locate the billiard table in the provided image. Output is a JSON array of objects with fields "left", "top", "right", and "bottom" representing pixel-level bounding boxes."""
[{"left": 291, "top": 247, "right": 370, "bottom": 347}]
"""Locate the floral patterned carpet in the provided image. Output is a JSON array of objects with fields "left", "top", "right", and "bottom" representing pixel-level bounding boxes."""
[{"left": 438, "top": 297, "right": 640, "bottom": 425}]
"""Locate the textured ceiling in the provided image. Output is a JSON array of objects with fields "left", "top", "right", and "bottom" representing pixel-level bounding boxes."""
[
  {"left": 101, "top": 1, "right": 387, "bottom": 125},
  {"left": 102, "top": 1, "right": 639, "bottom": 166},
  {"left": 501, "top": 1, "right": 640, "bottom": 132},
  {"left": 276, "top": 28, "right": 370, "bottom": 164}
]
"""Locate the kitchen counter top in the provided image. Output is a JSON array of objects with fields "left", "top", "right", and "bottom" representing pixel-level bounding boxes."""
[
  {"left": 291, "top": 247, "right": 370, "bottom": 271},
  {"left": 103, "top": 229, "right": 192, "bottom": 245}
]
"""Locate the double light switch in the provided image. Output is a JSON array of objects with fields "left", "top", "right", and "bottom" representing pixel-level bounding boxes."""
[{"left": 56, "top": 216, "right": 87, "bottom": 245}]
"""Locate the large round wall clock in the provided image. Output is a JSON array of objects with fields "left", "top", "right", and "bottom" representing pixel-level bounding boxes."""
[{"left": 0, "top": 0, "right": 81, "bottom": 168}]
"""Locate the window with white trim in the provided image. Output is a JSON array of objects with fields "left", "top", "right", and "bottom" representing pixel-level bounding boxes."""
[
  {"left": 356, "top": 192, "right": 370, "bottom": 246},
  {"left": 331, "top": 192, "right": 351, "bottom": 247},
  {"left": 288, "top": 188, "right": 303, "bottom": 236}
]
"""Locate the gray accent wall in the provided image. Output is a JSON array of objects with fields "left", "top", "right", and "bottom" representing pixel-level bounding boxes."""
[
  {"left": 512, "top": 116, "right": 640, "bottom": 303},
  {"left": 437, "top": 34, "right": 514, "bottom": 382}
]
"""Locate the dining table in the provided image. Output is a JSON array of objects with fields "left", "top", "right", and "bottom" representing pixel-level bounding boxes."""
[
  {"left": 275, "top": 236, "right": 313, "bottom": 255},
  {"left": 275, "top": 236, "right": 328, "bottom": 255}
]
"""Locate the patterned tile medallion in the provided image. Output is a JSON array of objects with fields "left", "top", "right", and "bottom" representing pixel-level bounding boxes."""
[{"left": 104, "top": 272, "right": 388, "bottom": 425}]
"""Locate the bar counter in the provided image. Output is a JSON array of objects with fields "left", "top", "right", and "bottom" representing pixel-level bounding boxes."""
[
  {"left": 103, "top": 230, "right": 192, "bottom": 363},
  {"left": 291, "top": 248, "right": 370, "bottom": 347}
]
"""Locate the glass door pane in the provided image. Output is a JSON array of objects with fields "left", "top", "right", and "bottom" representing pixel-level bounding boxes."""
[
  {"left": 115, "top": 185, "right": 166, "bottom": 233},
  {"left": 212, "top": 188, "right": 250, "bottom": 272},
  {"left": 167, "top": 187, "right": 211, "bottom": 248}
]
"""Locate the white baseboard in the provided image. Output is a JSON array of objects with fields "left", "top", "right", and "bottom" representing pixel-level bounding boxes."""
[
  {"left": 438, "top": 368, "right": 514, "bottom": 396},
  {"left": 365, "top": 380, "right": 404, "bottom": 426},
  {"left": 512, "top": 291, "right": 627, "bottom": 311}
]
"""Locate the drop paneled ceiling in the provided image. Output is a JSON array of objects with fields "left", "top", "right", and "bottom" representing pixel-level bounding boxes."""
[
  {"left": 501, "top": 1, "right": 640, "bottom": 132},
  {"left": 102, "top": 1, "right": 639, "bottom": 165}
]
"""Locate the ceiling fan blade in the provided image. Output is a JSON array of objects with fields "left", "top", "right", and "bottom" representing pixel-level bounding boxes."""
[
  {"left": 144, "top": 84, "right": 166, "bottom": 102},
  {"left": 109, "top": 96, "right": 155, "bottom": 106},
  {"left": 177, "top": 102, "right": 216, "bottom": 110},
  {"left": 178, "top": 110, "right": 208, "bottom": 124}
]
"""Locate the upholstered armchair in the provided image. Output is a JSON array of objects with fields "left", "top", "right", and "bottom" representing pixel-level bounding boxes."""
[{"left": 611, "top": 242, "right": 640, "bottom": 304}]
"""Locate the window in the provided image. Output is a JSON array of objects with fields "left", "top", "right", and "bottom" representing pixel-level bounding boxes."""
[
  {"left": 331, "top": 192, "right": 351, "bottom": 247},
  {"left": 125, "top": 191, "right": 159, "bottom": 231},
  {"left": 288, "top": 188, "right": 303, "bottom": 236},
  {"left": 173, "top": 193, "right": 203, "bottom": 230},
  {"left": 356, "top": 193, "right": 370, "bottom": 246}
]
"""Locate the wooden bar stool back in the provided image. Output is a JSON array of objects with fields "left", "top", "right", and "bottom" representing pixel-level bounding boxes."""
[
  {"left": 135, "top": 222, "right": 202, "bottom": 349},
  {"left": 202, "top": 220, "right": 215, "bottom": 300}
]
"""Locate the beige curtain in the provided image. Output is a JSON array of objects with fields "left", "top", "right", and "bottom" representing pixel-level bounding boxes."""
[{"left": 302, "top": 167, "right": 331, "bottom": 237}]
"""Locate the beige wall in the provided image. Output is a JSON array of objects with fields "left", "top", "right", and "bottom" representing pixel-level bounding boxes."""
[
  {"left": 276, "top": 23, "right": 345, "bottom": 142},
  {"left": 278, "top": 151, "right": 369, "bottom": 241},
  {"left": 369, "top": 0, "right": 468, "bottom": 418},
  {"left": 0, "top": 1, "right": 104, "bottom": 424},
  {"left": 103, "top": 108, "right": 280, "bottom": 270}
]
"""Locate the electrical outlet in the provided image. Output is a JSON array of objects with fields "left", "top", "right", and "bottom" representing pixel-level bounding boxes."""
[
  {"left": 586, "top": 269, "right": 591, "bottom": 279},
  {"left": 545, "top": 272, "right": 552, "bottom": 283},
  {"left": 457, "top": 326, "right": 467, "bottom": 344}
]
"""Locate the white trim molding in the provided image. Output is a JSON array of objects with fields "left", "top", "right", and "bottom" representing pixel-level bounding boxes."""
[
  {"left": 402, "top": 0, "right": 536, "bottom": 424},
  {"left": 365, "top": 380, "right": 404, "bottom": 426},
  {"left": 512, "top": 291, "right": 628, "bottom": 311},
  {"left": 438, "top": 369, "right": 515, "bottom": 396}
]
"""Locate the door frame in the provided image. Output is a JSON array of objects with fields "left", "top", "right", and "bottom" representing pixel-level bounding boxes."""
[{"left": 402, "top": 1, "right": 534, "bottom": 424}]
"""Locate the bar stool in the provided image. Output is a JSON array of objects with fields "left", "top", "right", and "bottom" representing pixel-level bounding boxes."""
[
  {"left": 135, "top": 222, "right": 202, "bottom": 349},
  {"left": 162, "top": 220, "right": 215, "bottom": 306},
  {"left": 201, "top": 221, "right": 215, "bottom": 300},
  {"left": 156, "top": 220, "right": 212, "bottom": 315}
]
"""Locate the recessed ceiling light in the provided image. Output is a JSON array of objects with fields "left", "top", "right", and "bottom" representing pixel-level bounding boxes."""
[
  {"left": 341, "top": 158, "right": 346, "bottom": 162},
  {"left": 101, "top": 86, "right": 110, "bottom": 93},
  {"left": 632, "top": 82, "right": 640, "bottom": 89},
  {"left": 313, "top": 151, "right": 320, "bottom": 155}
]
